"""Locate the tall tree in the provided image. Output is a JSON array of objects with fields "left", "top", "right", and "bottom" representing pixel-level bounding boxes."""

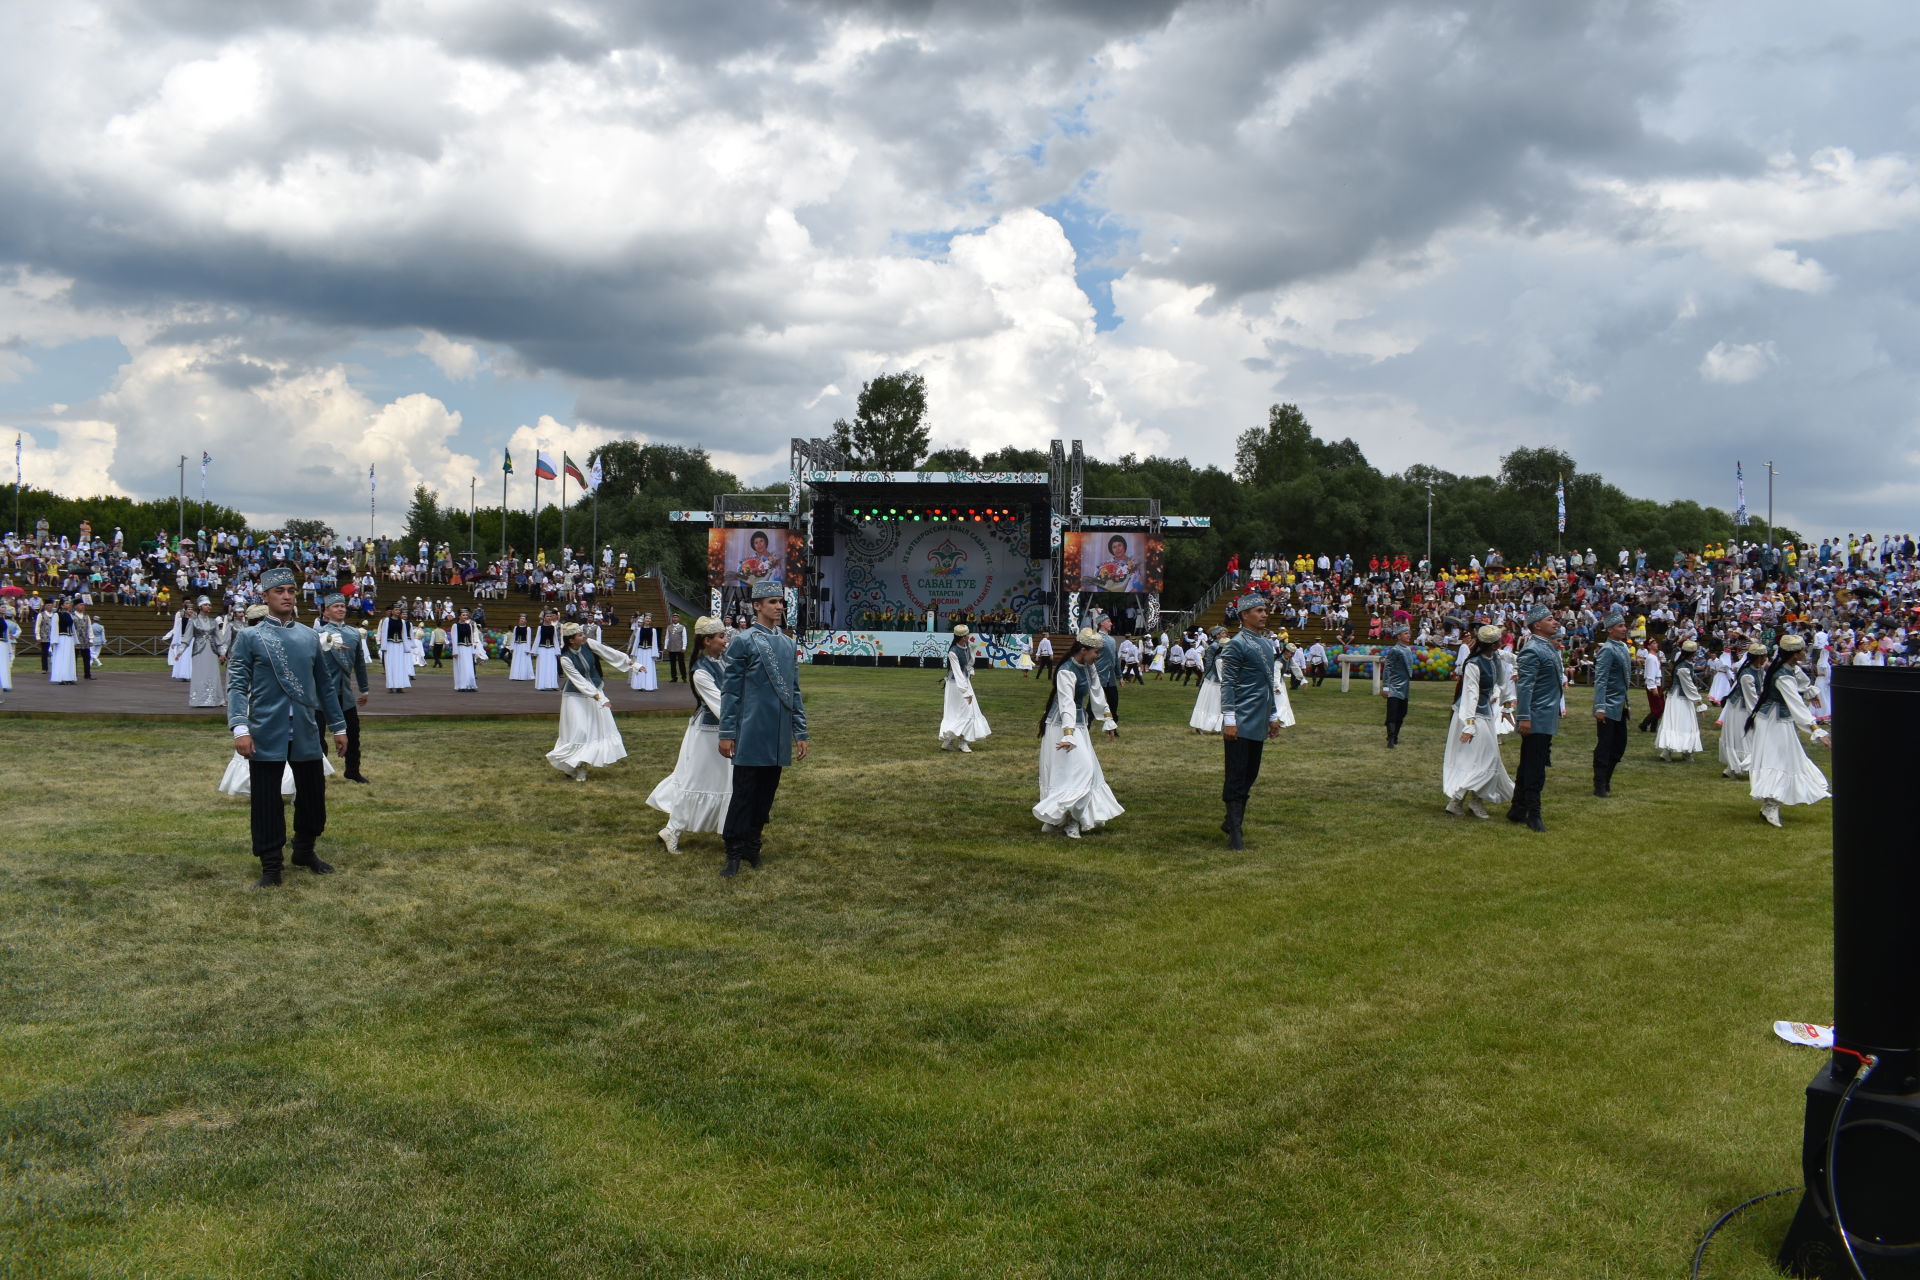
[
  {"left": 403, "top": 484, "right": 443, "bottom": 545},
  {"left": 830, "top": 371, "right": 931, "bottom": 470}
]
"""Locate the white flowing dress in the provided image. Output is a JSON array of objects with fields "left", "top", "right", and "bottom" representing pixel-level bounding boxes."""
[
  {"left": 1746, "top": 670, "right": 1830, "bottom": 808},
  {"left": 1716, "top": 667, "right": 1759, "bottom": 775},
  {"left": 533, "top": 634, "right": 561, "bottom": 691},
  {"left": 1188, "top": 661, "right": 1224, "bottom": 733},
  {"left": 628, "top": 630, "right": 659, "bottom": 691},
  {"left": 1654, "top": 665, "right": 1705, "bottom": 754},
  {"left": 48, "top": 627, "right": 79, "bottom": 683},
  {"left": 645, "top": 662, "right": 734, "bottom": 835},
  {"left": 1440, "top": 659, "right": 1514, "bottom": 804},
  {"left": 381, "top": 621, "right": 414, "bottom": 691},
  {"left": 0, "top": 619, "right": 15, "bottom": 691},
  {"left": 938, "top": 648, "right": 992, "bottom": 745},
  {"left": 508, "top": 630, "right": 535, "bottom": 681},
  {"left": 168, "top": 616, "right": 195, "bottom": 679},
  {"left": 451, "top": 625, "right": 481, "bottom": 690},
  {"left": 547, "top": 639, "right": 636, "bottom": 774},
  {"left": 1033, "top": 666, "right": 1124, "bottom": 832},
  {"left": 1706, "top": 654, "right": 1736, "bottom": 704}
]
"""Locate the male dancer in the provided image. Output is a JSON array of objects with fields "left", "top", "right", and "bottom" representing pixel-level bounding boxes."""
[
  {"left": 317, "top": 593, "right": 371, "bottom": 783},
  {"left": 1219, "top": 591, "right": 1284, "bottom": 850},
  {"left": 1380, "top": 623, "right": 1413, "bottom": 748},
  {"left": 228, "top": 568, "right": 347, "bottom": 887},
  {"left": 663, "top": 614, "right": 688, "bottom": 683},
  {"left": 1508, "top": 605, "right": 1563, "bottom": 833},
  {"left": 1093, "top": 613, "right": 1121, "bottom": 729},
  {"left": 717, "top": 580, "right": 810, "bottom": 878},
  {"left": 1590, "top": 611, "right": 1630, "bottom": 797}
]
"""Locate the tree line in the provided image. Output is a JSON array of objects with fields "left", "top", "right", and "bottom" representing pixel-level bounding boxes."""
[{"left": 16, "top": 385, "right": 1779, "bottom": 613}]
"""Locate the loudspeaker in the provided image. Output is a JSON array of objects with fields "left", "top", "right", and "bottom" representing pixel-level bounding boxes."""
[
  {"left": 817, "top": 584, "right": 831, "bottom": 603},
  {"left": 878, "top": 655, "right": 899, "bottom": 668},
  {"left": 1778, "top": 667, "right": 1920, "bottom": 1278},
  {"left": 1029, "top": 501, "right": 1051, "bottom": 559},
  {"left": 813, "top": 503, "right": 836, "bottom": 557}
]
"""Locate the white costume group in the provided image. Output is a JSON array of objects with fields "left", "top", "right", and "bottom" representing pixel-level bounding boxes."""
[
  {"left": 450, "top": 617, "right": 486, "bottom": 691},
  {"left": 1742, "top": 637, "right": 1831, "bottom": 827},
  {"left": 627, "top": 616, "right": 660, "bottom": 691}
]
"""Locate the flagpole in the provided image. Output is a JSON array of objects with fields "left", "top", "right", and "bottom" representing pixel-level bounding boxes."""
[
  {"left": 501, "top": 453, "right": 509, "bottom": 563},
  {"left": 560, "top": 463, "right": 569, "bottom": 562},
  {"left": 532, "top": 453, "right": 540, "bottom": 564},
  {"left": 469, "top": 476, "right": 476, "bottom": 556},
  {"left": 13, "top": 434, "right": 21, "bottom": 538},
  {"left": 177, "top": 455, "right": 186, "bottom": 545}
]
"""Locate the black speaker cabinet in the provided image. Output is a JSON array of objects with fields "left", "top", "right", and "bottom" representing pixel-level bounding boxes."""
[
  {"left": 878, "top": 655, "right": 898, "bottom": 668},
  {"left": 813, "top": 503, "right": 836, "bottom": 557},
  {"left": 1029, "top": 501, "right": 1051, "bottom": 559},
  {"left": 1778, "top": 666, "right": 1920, "bottom": 1277},
  {"left": 1778, "top": 1071, "right": 1920, "bottom": 1277}
]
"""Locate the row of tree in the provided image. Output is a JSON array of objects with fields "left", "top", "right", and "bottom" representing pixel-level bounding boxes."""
[{"left": 15, "top": 381, "right": 1782, "bottom": 611}]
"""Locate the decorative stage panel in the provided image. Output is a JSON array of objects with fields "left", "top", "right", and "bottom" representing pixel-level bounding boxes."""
[
  {"left": 797, "top": 630, "right": 1035, "bottom": 669},
  {"left": 817, "top": 515, "right": 1051, "bottom": 632}
]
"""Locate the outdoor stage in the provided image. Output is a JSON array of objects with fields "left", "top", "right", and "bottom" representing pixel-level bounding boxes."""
[
  {"left": 798, "top": 629, "right": 1034, "bottom": 668},
  {"left": 0, "top": 670, "right": 697, "bottom": 721}
]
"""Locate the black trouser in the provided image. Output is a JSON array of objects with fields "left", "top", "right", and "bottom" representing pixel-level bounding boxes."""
[
  {"left": 723, "top": 764, "right": 783, "bottom": 856},
  {"left": 249, "top": 757, "right": 327, "bottom": 857},
  {"left": 666, "top": 651, "right": 687, "bottom": 682},
  {"left": 1514, "top": 732, "right": 1553, "bottom": 805},
  {"left": 40, "top": 639, "right": 48, "bottom": 671},
  {"left": 1103, "top": 683, "right": 1119, "bottom": 721},
  {"left": 1593, "top": 716, "right": 1626, "bottom": 785},
  {"left": 342, "top": 705, "right": 363, "bottom": 777},
  {"left": 1032, "top": 656, "right": 1053, "bottom": 680},
  {"left": 1223, "top": 736, "right": 1265, "bottom": 804},
  {"left": 78, "top": 644, "right": 92, "bottom": 678},
  {"left": 1384, "top": 694, "right": 1408, "bottom": 743}
]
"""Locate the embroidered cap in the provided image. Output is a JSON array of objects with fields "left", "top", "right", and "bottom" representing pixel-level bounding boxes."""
[
  {"left": 244, "top": 604, "right": 270, "bottom": 622},
  {"left": 750, "top": 580, "right": 784, "bottom": 601},
  {"left": 560, "top": 622, "right": 584, "bottom": 638},
  {"left": 1601, "top": 611, "right": 1625, "bottom": 629},
  {"left": 1075, "top": 627, "right": 1101, "bottom": 647},
  {"left": 1475, "top": 624, "right": 1503, "bottom": 643},
  {"left": 1778, "top": 633, "right": 1806, "bottom": 652},
  {"left": 1235, "top": 592, "right": 1270, "bottom": 612},
  {"left": 1525, "top": 605, "right": 1552, "bottom": 625},
  {"left": 321, "top": 593, "right": 346, "bottom": 608},
  {"left": 694, "top": 615, "right": 726, "bottom": 637},
  {"left": 952, "top": 624, "right": 970, "bottom": 637},
  {"left": 1681, "top": 639, "right": 1698, "bottom": 653},
  {"left": 259, "top": 567, "right": 296, "bottom": 591},
  {"left": 1747, "top": 641, "right": 1768, "bottom": 656}
]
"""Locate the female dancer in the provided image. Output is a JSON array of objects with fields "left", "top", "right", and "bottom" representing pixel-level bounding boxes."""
[
  {"left": 647, "top": 618, "right": 733, "bottom": 852},
  {"left": 1716, "top": 641, "right": 1766, "bottom": 778},
  {"left": 547, "top": 622, "right": 637, "bottom": 780},
  {"left": 1441, "top": 625, "right": 1513, "bottom": 818},
  {"left": 1188, "top": 626, "right": 1225, "bottom": 734},
  {"left": 938, "top": 625, "right": 992, "bottom": 751},
  {"left": 1744, "top": 634, "right": 1831, "bottom": 827},
  {"left": 1654, "top": 639, "right": 1705, "bottom": 762},
  {"left": 1033, "top": 629, "right": 1122, "bottom": 838}
]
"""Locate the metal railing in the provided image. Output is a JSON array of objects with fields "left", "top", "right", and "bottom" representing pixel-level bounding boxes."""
[{"left": 1181, "top": 570, "right": 1238, "bottom": 625}]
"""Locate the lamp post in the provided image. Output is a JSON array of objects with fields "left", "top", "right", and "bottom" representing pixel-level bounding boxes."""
[
  {"left": 469, "top": 476, "right": 476, "bottom": 555},
  {"left": 1425, "top": 482, "right": 1433, "bottom": 573},
  {"left": 1765, "top": 460, "right": 1778, "bottom": 548}
]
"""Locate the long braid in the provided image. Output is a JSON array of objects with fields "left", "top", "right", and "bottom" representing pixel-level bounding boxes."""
[{"left": 1744, "top": 650, "right": 1795, "bottom": 735}]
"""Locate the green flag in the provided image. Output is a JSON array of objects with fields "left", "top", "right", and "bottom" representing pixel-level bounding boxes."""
[{"left": 503, "top": 448, "right": 514, "bottom": 474}]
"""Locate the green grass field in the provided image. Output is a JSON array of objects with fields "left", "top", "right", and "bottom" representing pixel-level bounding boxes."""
[{"left": 1, "top": 667, "right": 1834, "bottom": 1279}]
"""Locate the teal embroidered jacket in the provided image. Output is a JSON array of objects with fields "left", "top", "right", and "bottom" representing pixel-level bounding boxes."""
[
  {"left": 719, "top": 624, "right": 809, "bottom": 766},
  {"left": 226, "top": 617, "right": 346, "bottom": 762}
]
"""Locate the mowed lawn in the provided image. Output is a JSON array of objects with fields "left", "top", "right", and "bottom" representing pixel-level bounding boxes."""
[{"left": 1, "top": 665, "right": 1834, "bottom": 1279}]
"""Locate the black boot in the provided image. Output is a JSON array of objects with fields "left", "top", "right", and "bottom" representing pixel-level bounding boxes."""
[
  {"left": 1593, "top": 766, "right": 1610, "bottom": 798},
  {"left": 1506, "top": 796, "right": 1527, "bottom": 823},
  {"left": 720, "top": 853, "right": 741, "bottom": 878},
  {"left": 254, "top": 849, "right": 284, "bottom": 889},
  {"left": 291, "top": 845, "right": 335, "bottom": 874},
  {"left": 743, "top": 840, "right": 763, "bottom": 870},
  {"left": 1524, "top": 794, "right": 1548, "bottom": 833},
  {"left": 1223, "top": 801, "right": 1246, "bottom": 851}
]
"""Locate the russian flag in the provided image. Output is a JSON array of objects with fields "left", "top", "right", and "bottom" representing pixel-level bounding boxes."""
[{"left": 534, "top": 451, "right": 558, "bottom": 480}]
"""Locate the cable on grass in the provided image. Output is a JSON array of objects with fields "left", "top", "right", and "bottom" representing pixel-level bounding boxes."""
[
  {"left": 1689, "top": 1186, "right": 1798, "bottom": 1280},
  {"left": 1825, "top": 1052, "right": 1881, "bottom": 1280}
]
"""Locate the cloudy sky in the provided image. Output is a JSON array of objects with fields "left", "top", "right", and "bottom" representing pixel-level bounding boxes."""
[{"left": 2, "top": 0, "right": 1915, "bottom": 538}]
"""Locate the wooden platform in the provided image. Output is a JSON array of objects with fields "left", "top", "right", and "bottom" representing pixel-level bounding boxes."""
[{"left": 0, "top": 669, "right": 698, "bottom": 721}]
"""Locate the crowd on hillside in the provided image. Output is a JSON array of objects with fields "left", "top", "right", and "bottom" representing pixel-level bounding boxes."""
[
  {"left": 0, "top": 519, "right": 663, "bottom": 659},
  {"left": 1221, "top": 534, "right": 1919, "bottom": 677}
]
